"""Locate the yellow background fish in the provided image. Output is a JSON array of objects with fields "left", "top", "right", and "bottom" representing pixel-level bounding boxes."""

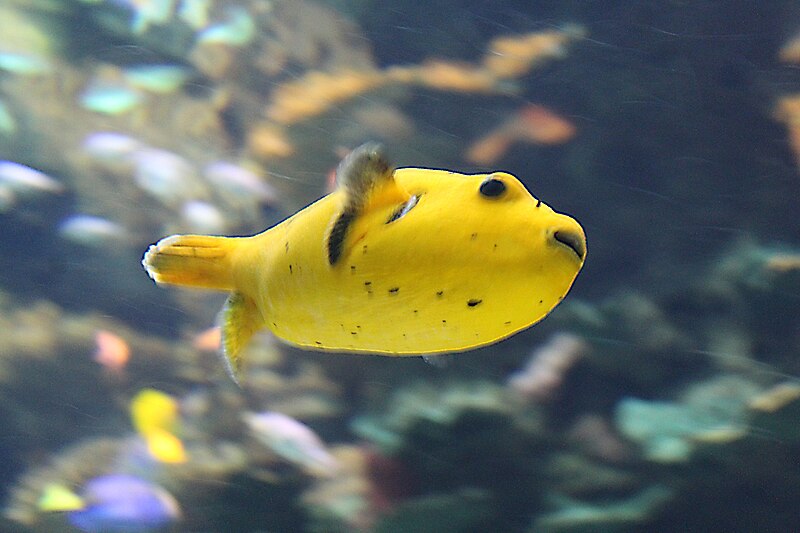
[
  {"left": 130, "top": 388, "right": 186, "bottom": 463},
  {"left": 143, "top": 144, "right": 586, "bottom": 379}
]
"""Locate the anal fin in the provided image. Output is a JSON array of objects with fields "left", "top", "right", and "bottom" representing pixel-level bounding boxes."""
[{"left": 220, "top": 291, "right": 262, "bottom": 383}]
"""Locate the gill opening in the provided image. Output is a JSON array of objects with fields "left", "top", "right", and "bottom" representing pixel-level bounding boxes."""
[{"left": 386, "top": 194, "right": 420, "bottom": 224}]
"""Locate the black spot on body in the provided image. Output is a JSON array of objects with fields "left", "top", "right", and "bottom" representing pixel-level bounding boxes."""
[
  {"left": 467, "top": 299, "right": 482, "bottom": 307},
  {"left": 436, "top": 290, "right": 444, "bottom": 298},
  {"left": 504, "top": 321, "right": 511, "bottom": 326},
  {"left": 351, "top": 331, "right": 357, "bottom": 335},
  {"left": 471, "top": 232, "right": 477, "bottom": 240},
  {"left": 315, "top": 340, "right": 322, "bottom": 345},
  {"left": 538, "top": 299, "right": 543, "bottom": 304},
  {"left": 284, "top": 241, "right": 289, "bottom": 253},
  {"left": 389, "top": 287, "right": 399, "bottom": 294},
  {"left": 288, "top": 264, "right": 293, "bottom": 274},
  {"left": 413, "top": 309, "right": 418, "bottom": 314},
  {"left": 442, "top": 319, "right": 447, "bottom": 325},
  {"left": 362, "top": 244, "right": 368, "bottom": 254},
  {"left": 350, "top": 265, "right": 356, "bottom": 274}
]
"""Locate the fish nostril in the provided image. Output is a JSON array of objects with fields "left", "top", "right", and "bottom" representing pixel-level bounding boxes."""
[{"left": 553, "top": 230, "right": 586, "bottom": 260}]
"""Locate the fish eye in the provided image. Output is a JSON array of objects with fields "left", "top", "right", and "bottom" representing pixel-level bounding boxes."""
[{"left": 479, "top": 176, "right": 506, "bottom": 198}]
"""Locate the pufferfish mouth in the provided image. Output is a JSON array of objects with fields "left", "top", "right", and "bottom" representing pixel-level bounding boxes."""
[{"left": 553, "top": 229, "right": 586, "bottom": 261}]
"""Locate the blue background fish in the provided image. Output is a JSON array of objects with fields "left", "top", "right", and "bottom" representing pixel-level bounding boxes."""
[{"left": 67, "top": 475, "right": 180, "bottom": 533}]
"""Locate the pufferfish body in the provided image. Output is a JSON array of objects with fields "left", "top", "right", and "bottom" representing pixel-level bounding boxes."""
[{"left": 143, "top": 144, "right": 586, "bottom": 379}]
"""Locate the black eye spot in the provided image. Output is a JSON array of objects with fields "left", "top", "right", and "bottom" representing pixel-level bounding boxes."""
[{"left": 479, "top": 177, "right": 506, "bottom": 198}]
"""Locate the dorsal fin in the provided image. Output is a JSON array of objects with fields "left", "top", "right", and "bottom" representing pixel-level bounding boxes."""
[
  {"left": 327, "top": 143, "right": 396, "bottom": 265},
  {"left": 336, "top": 142, "right": 394, "bottom": 212}
]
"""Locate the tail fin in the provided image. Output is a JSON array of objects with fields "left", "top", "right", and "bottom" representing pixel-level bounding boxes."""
[
  {"left": 143, "top": 234, "right": 262, "bottom": 383},
  {"left": 142, "top": 234, "right": 239, "bottom": 290}
]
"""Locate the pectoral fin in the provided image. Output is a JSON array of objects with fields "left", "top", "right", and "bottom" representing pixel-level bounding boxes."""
[{"left": 220, "top": 291, "right": 262, "bottom": 383}]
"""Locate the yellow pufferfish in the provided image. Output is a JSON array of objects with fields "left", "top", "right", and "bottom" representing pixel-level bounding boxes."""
[{"left": 143, "top": 143, "right": 586, "bottom": 380}]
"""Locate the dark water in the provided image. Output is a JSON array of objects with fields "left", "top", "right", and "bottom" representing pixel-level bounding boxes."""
[{"left": 0, "top": 1, "right": 799, "bottom": 532}]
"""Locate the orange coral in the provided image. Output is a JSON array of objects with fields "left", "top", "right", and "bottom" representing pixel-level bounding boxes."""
[
  {"left": 466, "top": 131, "right": 515, "bottom": 167},
  {"left": 262, "top": 27, "right": 584, "bottom": 126},
  {"left": 248, "top": 123, "right": 295, "bottom": 159},
  {"left": 774, "top": 94, "right": 800, "bottom": 168},
  {"left": 408, "top": 60, "right": 498, "bottom": 93},
  {"left": 779, "top": 33, "right": 800, "bottom": 64},
  {"left": 267, "top": 69, "right": 387, "bottom": 124},
  {"left": 483, "top": 27, "right": 584, "bottom": 78},
  {"left": 515, "top": 104, "right": 577, "bottom": 144},
  {"left": 466, "top": 104, "right": 576, "bottom": 165}
]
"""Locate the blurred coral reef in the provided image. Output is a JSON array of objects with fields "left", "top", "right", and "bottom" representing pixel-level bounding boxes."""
[{"left": 1, "top": 0, "right": 800, "bottom": 532}]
